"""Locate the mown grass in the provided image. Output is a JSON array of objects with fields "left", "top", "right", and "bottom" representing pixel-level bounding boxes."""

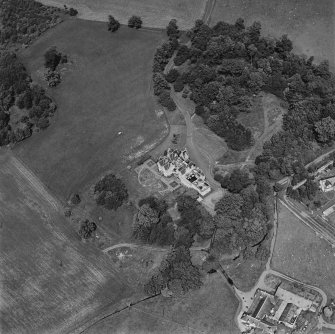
[
  {"left": 272, "top": 202, "right": 335, "bottom": 299},
  {"left": 14, "top": 19, "right": 166, "bottom": 200},
  {"left": 210, "top": 0, "right": 335, "bottom": 70}
]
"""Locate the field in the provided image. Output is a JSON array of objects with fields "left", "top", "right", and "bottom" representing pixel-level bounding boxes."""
[
  {"left": 14, "top": 19, "right": 167, "bottom": 200},
  {"left": 271, "top": 202, "right": 335, "bottom": 299},
  {"left": 86, "top": 273, "right": 240, "bottom": 334},
  {"left": 38, "top": 0, "right": 207, "bottom": 30},
  {"left": 210, "top": 0, "right": 335, "bottom": 70},
  {"left": 0, "top": 152, "right": 134, "bottom": 333}
]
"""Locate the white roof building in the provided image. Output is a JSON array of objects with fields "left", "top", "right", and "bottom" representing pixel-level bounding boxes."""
[
  {"left": 157, "top": 148, "right": 211, "bottom": 197},
  {"left": 319, "top": 176, "right": 335, "bottom": 192}
]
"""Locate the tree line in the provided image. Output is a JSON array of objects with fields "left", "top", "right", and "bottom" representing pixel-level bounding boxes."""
[{"left": 0, "top": 52, "right": 57, "bottom": 146}]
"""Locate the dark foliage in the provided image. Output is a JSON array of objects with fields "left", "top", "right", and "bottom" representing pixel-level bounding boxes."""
[
  {"left": 144, "top": 246, "right": 202, "bottom": 296},
  {"left": 71, "top": 193, "right": 81, "bottom": 205},
  {"left": 153, "top": 72, "right": 170, "bottom": 96},
  {"left": 94, "top": 174, "right": 128, "bottom": 210},
  {"left": 0, "top": 52, "right": 56, "bottom": 146},
  {"left": 176, "top": 195, "right": 202, "bottom": 238},
  {"left": 134, "top": 197, "right": 174, "bottom": 246},
  {"left": 166, "top": 19, "right": 180, "bottom": 40},
  {"left": 217, "top": 169, "right": 252, "bottom": 193},
  {"left": 153, "top": 40, "right": 178, "bottom": 73},
  {"left": 0, "top": 0, "right": 63, "bottom": 46},
  {"left": 107, "top": 15, "right": 120, "bottom": 32},
  {"left": 68, "top": 7, "right": 78, "bottom": 16},
  {"left": 78, "top": 220, "right": 97, "bottom": 239},
  {"left": 158, "top": 91, "right": 176, "bottom": 111},
  {"left": 174, "top": 45, "right": 190, "bottom": 66},
  {"left": 128, "top": 15, "right": 142, "bottom": 29},
  {"left": 165, "top": 69, "right": 179, "bottom": 83},
  {"left": 167, "top": 18, "right": 335, "bottom": 155},
  {"left": 173, "top": 78, "right": 184, "bottom": 92},
  {"left": 44, "top": 47, "right": 62, "bottom": 71},
  {"left": 138, "top": 196, "right": 168, "bottom": 214}
]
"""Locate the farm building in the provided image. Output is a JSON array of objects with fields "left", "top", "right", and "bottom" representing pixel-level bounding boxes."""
[
  {"left": 241, "top": 286, "right": 320, "bottom": 333},
  {"left": 157, "top": 148, "right": 211, "bottom": 197}
]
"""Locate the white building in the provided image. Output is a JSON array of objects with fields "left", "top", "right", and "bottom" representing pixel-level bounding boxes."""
[
  {"left": 157, "top": 148, "right": 211, "bottom": 197},
  {"left": 319, "top": 176, "right": 335, "bottom": 192}
]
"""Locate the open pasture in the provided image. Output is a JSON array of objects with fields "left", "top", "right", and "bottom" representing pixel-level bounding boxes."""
[
  {"left": 14, "top": 19, "right": 166, "bottom": 200},
  {"left": 38, "top": 0, "right": 207, "bottom": 30},
  {"left": 272, "top": 202, "right": 335, "bottom": 299},
  {"left": 210, "top": 0, "right": 335, "bottom": 70},
  {"left": 0, "top": 152, "right": 133, "bottom": 333}
]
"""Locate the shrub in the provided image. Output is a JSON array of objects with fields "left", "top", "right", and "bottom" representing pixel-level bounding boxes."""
[
  {"left": 44, "top": 46, "right": 62, "bottom": 71},
  {"left": 68, "top": 7, "right": 78, "bottom": 16},
  {"left": 107, "top": 15, "right": 120, "bottom": 32},
  {"left": 128, "top": 15, "right": 142, "bottom": 29},
  {"left": 36, "top": 118, "right": 49, "bottom": 129},
  {"left": 71, "top": 193, "right": 81, "bottom": 205},
  {"left": 158, "top": 91, "right": 176, "bottom": 111},
  {"left": 78, "top": 220, "right": 97, "bottom": 239}
]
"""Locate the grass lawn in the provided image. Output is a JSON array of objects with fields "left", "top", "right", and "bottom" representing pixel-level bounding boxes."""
[
  {"left": 272, "top": 202, "right": 335, "bottom": 299},
  {"left": 0, "top": 152, "right": 134, "bottom": 334},
  {"left": 38, "top": 0, "right": 207, "bottom": 30},
  {"left": 86, "top": 273, "right": 240, "bottom": 334},
  {"left": 210, "top": 0, "right": 335, "bottom": 70},
  {"left": 14, "top": 19, "right": 166, "bottom": 201}
]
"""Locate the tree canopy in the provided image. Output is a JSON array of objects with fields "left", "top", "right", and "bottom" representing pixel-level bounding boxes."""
[{"left": 94, "top": 174, "right": 128, "bottom": 210}]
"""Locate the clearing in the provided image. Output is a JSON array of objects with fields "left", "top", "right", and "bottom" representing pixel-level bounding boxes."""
[
  {"left": 85, "top": 273, "right": 240, "bottom": 334},
  {"left": 38, "top": 0, "right": 207, "bottom": 30},
  {"left": 217, "top": 92, "right": 284, "bottom": 166},
  {"left": 210, "top": 0, "right": 335, "bottom": 70},
  {"left": 271, "top": 201, "right": 335, "bottom": 299},
  {"left": 0, "top": 152, "right": 134, "bottom": 334},
  {"left": 14, "top": 19, "right": 167, "bottom": 200}
]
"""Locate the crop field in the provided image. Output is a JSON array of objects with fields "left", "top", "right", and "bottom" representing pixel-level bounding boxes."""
[
  {"left": 38, "top": 0, "right": 207, "bottom": 30},
  {"left": 86, "top": 273, "right": 240, "bottom": 334},
  {"left": 0, "top": 152, "right": 134, "bottom": 334},
  {"left": 14, "top": 19, "right": 167, "bottom": 200},
  {"left": 210, "top": 0, "right": 335, "bottom": 70},
  {"left": 272, "top": 202, "right": 335, "bottom": 299}
]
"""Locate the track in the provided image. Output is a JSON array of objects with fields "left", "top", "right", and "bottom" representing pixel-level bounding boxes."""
[
  {"left": 202, "top": 0, "right": 217, "bottom": 25},
  {"left": 280, "top": 197, "right": 335, "bottom": 246},
  {"left": 3, "top": 154, "right": 63, "bottom": 213}
]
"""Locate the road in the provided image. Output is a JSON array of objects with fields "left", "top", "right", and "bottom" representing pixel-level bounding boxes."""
[
  {"left": 170, "top": 90, "right": 220, "bottom": 189},
  {"left": 102, "top": 241, "right": 211, "bottom": 254},
  {"left": 305, "top": 148, "right": 335, "bottom": 169}
]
